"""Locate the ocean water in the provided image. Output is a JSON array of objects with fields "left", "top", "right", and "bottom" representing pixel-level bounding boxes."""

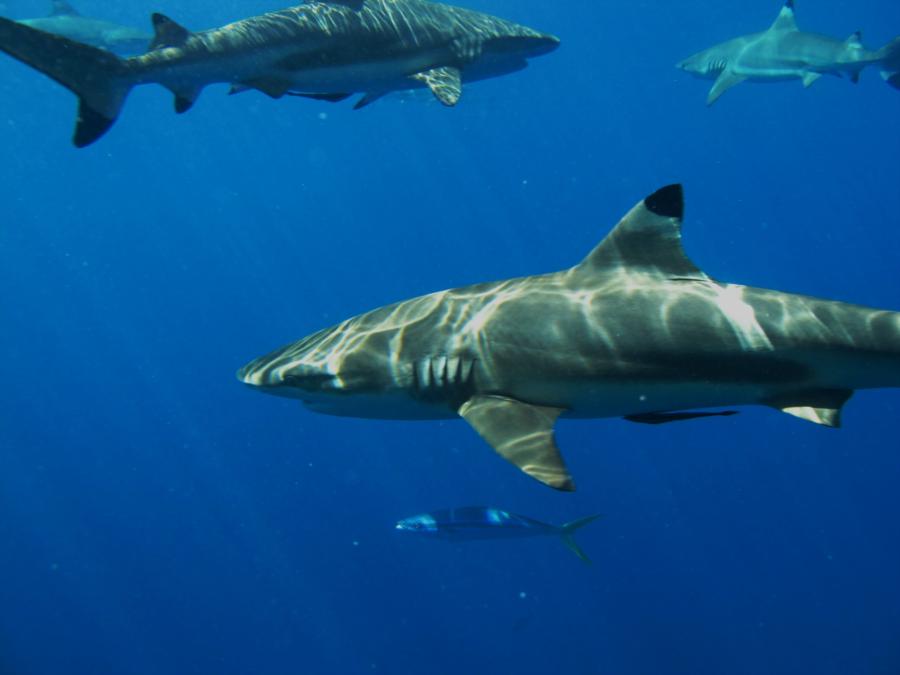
[{"left": 1, "top": 1, "right": 899, "bottom": 673}]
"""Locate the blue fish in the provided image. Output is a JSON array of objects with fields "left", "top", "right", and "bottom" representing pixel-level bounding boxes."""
[{"left": 395, "top": 507, "right": 601, "bottom": 563}]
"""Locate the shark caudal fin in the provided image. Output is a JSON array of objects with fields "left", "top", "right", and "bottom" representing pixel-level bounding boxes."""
[
  {"left": 559, "top": 515, "right": 602, "bottom": 564},
  {"left": 0, "top": 17, "right": 131, "bottom": 146},
  {"left": 875, "top": 37, "right": 900, "bottom": 90}
]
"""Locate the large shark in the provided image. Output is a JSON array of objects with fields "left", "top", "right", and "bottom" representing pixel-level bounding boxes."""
[
  {"left": 238, "top": 185, "right": 900, "bottom": 492},
  {"left": 677, "top": 0, "right": 900, "bottom": 105},
  {"left": 13, "top": 1, "right": 150, "bottom": 54},
  {"left": 0, "top": 0, "right": 558, "bottom": 147}
]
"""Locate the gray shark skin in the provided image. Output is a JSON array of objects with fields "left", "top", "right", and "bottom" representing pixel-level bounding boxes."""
[
  {"left": 0, "top": 0, "right": 559, "bottom": 147},
  {"left": 238, "top": 185, "right": 900, "bottom": 492},
  {"left": 15, "top": 1, "right": 150, "bottom": 54},
  {"left": 677, "top": 0, "right": 900, "bottom": 105}
]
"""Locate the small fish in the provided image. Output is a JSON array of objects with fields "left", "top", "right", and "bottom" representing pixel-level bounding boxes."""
[{"left": 395, "top": 507, "right": 601, "bottom": 563}]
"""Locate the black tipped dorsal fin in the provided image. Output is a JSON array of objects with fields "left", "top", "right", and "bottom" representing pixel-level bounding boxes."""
[
  {"left": 150, "top": 13, "right": 192, "bottom": 50},
  {"left": 770, "top": 0, "right": 798, "bottom": 32},
  {"left": 576, "top": 184, "right": 709, "bottom": 280},
  {"left": 50, "top": 0, "right": 79, "bottom": 16}
]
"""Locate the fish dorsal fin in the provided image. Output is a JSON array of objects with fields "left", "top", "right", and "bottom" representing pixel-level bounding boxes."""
[
  {"left": 770, "top": 0, "right": 798, "bottom": 32},
  {"left": 575, "top": 184, "right": 709, "bottom": 280},
  {"left": 150, "top": 13, "right": 192, "bottom": 50},
  {"left": 50, "top": 0, "right": 79, "bottom": 16},
  {"left": 459, "top": 395, "right": 574, "bottom": 491}
]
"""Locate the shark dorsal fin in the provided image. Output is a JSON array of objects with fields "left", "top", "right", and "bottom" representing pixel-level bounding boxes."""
[
  {"left": 50, "top": 0, "right": 79, "bottom": 16},
  {"left": 770, "top": 0, "right": 798, "bottom": 32},
  {"left": 575, "top": 185, "right": 709, "bottom": 280},
  {"left": 845, "top": 31, "right": 862, "bottom": 47},
  {"left": 150, "top": 13, "right": 192, "bottom": 50}
]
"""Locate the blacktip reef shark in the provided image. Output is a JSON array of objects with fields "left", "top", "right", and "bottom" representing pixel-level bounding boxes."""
[
  {"left": 395, "top": 507, "right": 601, "bottom": 563},
  {"left": 677, "top": 0, "right": 900, "bottom": 105},
  {"left": 13, "top": 1, "right": 150, "bottom": 54},
  {"left": 0, "top": 0, "right": 559, "bottom": 147},
  {"left": 238, "top": 184, "right": 900, "bottom": 492}
]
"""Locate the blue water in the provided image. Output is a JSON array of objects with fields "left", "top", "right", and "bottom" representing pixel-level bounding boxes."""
[{"left": 1, "top": 1, "right": 899, "bottom": 673}]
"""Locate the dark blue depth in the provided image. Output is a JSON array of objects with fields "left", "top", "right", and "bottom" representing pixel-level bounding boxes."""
[{"left": 1, "top": 1, "right": 899, "bottom": 673}]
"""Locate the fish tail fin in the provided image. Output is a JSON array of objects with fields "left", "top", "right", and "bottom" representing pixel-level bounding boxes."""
[
  {"left": 559, "top": 514, "right": 602, "bottom": 564},
  {"left": 0, "top": 17, "right": 133, "bottom": 146},
  {"left": 875, "top": 36, "right": 900, "bottom": 90}
]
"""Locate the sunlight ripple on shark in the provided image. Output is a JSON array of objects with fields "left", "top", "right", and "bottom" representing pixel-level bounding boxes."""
[
  {"left": 238, "top": 185, "right": 900, "bottom": 492},
  {"left": 677, "top": 0, "right": 900, "bottom": 105},
  {"left": 0, "top": 0, "right": 558, "bottom": 147}
]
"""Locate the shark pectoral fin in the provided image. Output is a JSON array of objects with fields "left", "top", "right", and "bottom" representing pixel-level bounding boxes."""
[
  {"left": 766, "top": 388, "right": 854, "bottom": 428},
  {"left": 707, "top": 69, "right": 746, "bottom": 105},
  {"left": 149, "top": 13, "right": 192, "bottom": 50},
  {"left": 624, "top": 410, "right": 739, "bottom": 425},
  {"left": 459, "top": 395, "right": 574, "bottom": 491},
  {"left": 411, "top": 66, "right": 462, "bottom": 106},
  {"left": 802, "top": 72, "right": 823, "bottom": 88},
  {"left": 354, "top": 92, "right": 387, "bottom": 110}
]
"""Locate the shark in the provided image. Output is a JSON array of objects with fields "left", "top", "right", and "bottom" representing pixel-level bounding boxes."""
[
  {"left": 14, "top": 1, "right": 150, "bottom": 54},
  {"left": 677, "top": 0, "right": 900, "bottom": 105},
  {"left": 238, "top": 184, "right": 900, "bottom": 492},
  {"left": 0, "top": 0, "right": 559, "bottom": 147}
]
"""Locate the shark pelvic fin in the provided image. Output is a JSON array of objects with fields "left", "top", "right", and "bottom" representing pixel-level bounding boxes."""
[
  {"left": 770, "top": 0, "right": 798, "bottom": 32},
  {"left": 354, "top": 92, "right": 387, "bottom": 109},
  {"left": 575, "top": 184, "right": 710, "bottom": 281},
  {"left": 50, "top": 0, "right": 79, "bottom": 17},
  {"left": 707, "top": 69, "right": 746, "bottom": 105},
  {"left": 766, "top": 388, "right": 854, "bottom": 428},
  {"left": 624, "top": 410, "right": 738, "bottom": 425},
  {"left": 411, "top": 66, "right": 462, "bottom": 106},
  {"left": 173, "top": 86, "right": 203, "bottom": 113},
  {"left": 459, "top": 395, "right": 574, "bottom": 491},
  {"left": 150, "top": 13, "right": 191, "bottom": 50},
  {"left": 802, "top": 72, "right": 823, "bottom": 88}
]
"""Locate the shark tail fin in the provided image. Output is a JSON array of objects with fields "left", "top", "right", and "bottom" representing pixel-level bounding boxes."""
[
  {"left": 0, "top": 17, "right": 132, "bottom": 147},
  {"left": 559, "top": 515, "right": 602, "bottom": 564},
  {"left": 876, "top": 36, "right": 900, "bottom": 90}
]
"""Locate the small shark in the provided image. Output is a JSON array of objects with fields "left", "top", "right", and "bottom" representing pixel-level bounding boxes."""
[
  {"left": 395, "top": 507, "right": 601, "bottom": 563},
  {"left": 0, "top": 0, "right": 559, "bottom": 147},
  {"left": 238, "top": 185, "right": 900, "bottom": 492},
  {"left": 14, "top": 1, "right": 149, "bottom": 54},
  {"left": 677, "top": 0, "right": 900, "bottom": 105}
]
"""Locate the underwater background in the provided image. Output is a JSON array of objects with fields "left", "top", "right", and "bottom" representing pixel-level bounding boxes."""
[{"left": 1, "top": 0, "right": 899, "bottom": 673}]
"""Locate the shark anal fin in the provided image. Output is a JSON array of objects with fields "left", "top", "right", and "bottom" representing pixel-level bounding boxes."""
[
  {"left": 624, "top": 410, "right": 738, "bottom": 425},
  {"left": 173, "top": 87, "right": 203, "bottom": 113},
  {"left": 459, "top": 395, "right": 574, "bottom": 491},
  {"left": 285, "top": 92, "right": 352, "bottom": 103},
  {"left": 150, "top": 13, "right": 191, "bottom": 50},
  {"left": 707, "top": 69, "right": 746, "bottom": 105},
  {"left": 766, "top": 388, "right": 854, "bottom": 428},
  {"left": 411, "top": 66, "right": 462, "bottom": 106},
  {"left": 802, "top": 72, "right": 823, "bottom": 88}
]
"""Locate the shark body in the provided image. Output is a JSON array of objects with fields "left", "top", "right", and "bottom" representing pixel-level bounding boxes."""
[
  {"left": 0, "top": 0, "right": 558, "bottom": 147},
  {"left": 15, "top": 1, "right": 149, "bottom": 54},
  {"left": 678, "top": 0, "right": 900, "bottom": 105},
  {"left": 238, "top": 185, "right": 900, "bottom": 491}
]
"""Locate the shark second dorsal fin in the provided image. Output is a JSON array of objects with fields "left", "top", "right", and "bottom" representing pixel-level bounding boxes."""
[
  {"left": 575, "top": 184, "right": 709, "bottom": 280},
  {"left": 150, "top": 13, "right": 192, "bottom": 50},
  {"left": 770, "top": 0, "right": 798, "bottom": 32},
  {"left": 50, "top": 0, "right": 78, "bottom": 17}
]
